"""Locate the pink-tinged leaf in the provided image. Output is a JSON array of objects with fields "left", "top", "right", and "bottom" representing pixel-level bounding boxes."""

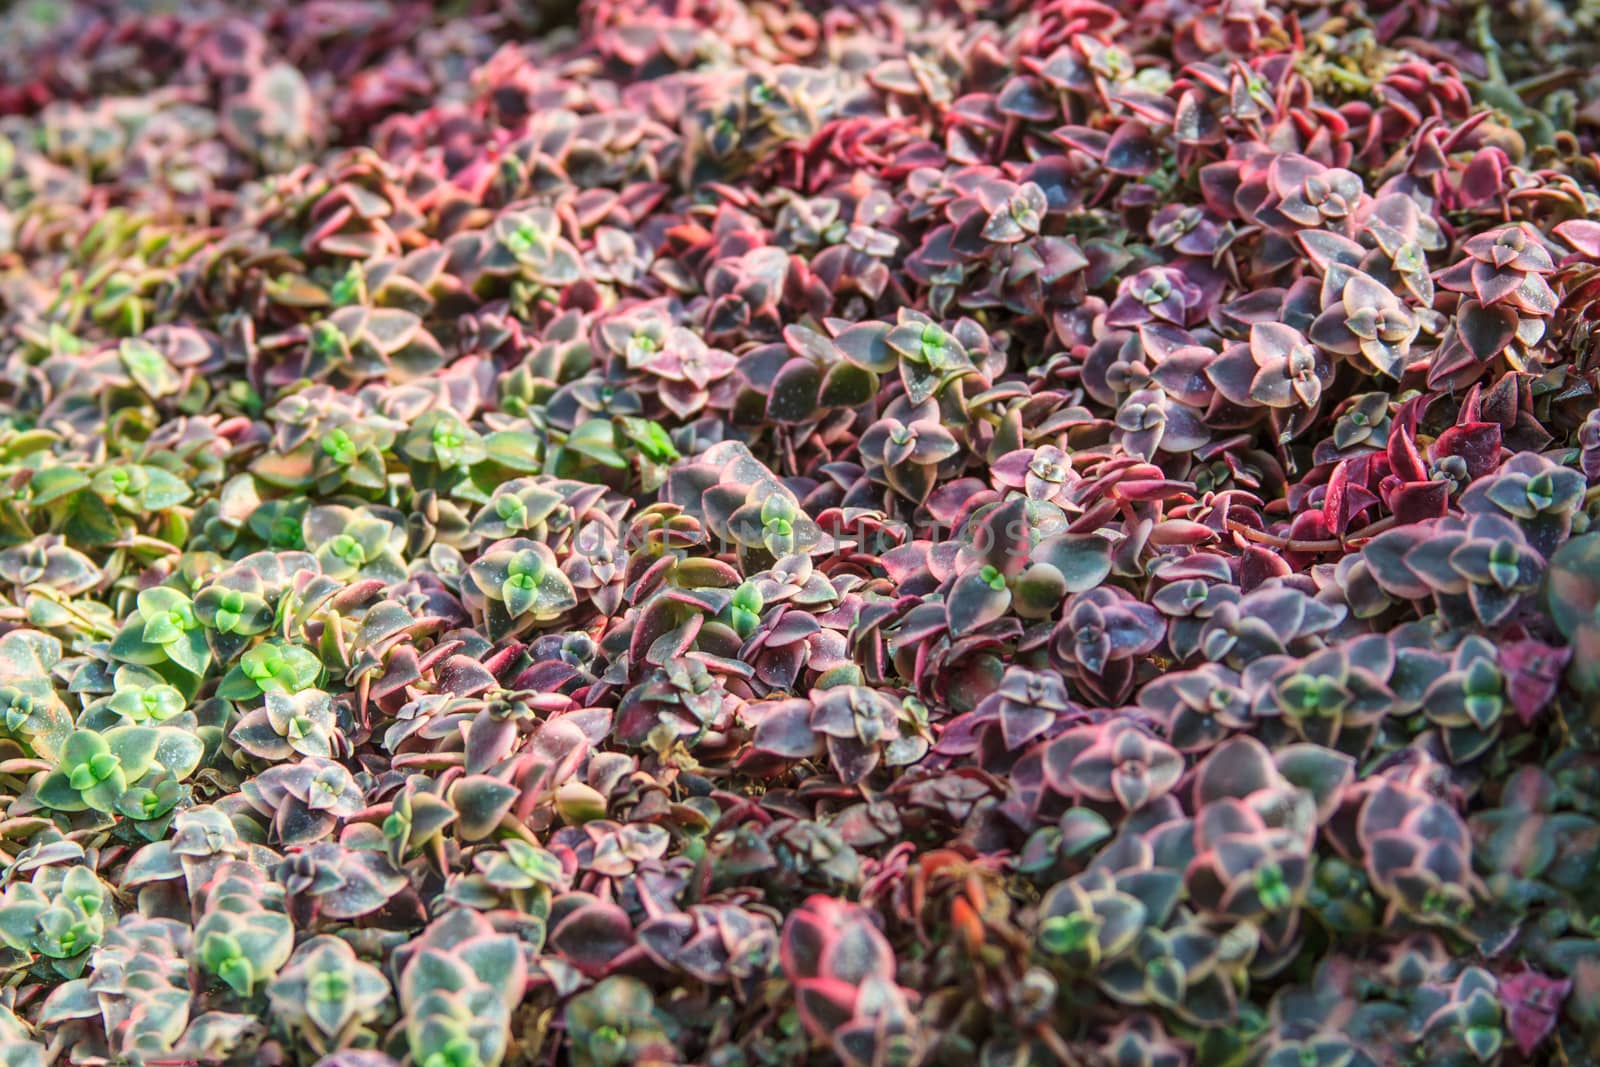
[
  {"left": 1199, "top": 160, "right": 1243, "bottom": 218},
  {"left": 1289, "top": 508, "right": 1333, "bottom": 547},
  {"left": 1194, "top": 736, "right": 1278, "bottom": 806},
  {"left": 1323, "top": 461, "right": 1379, "bottom": 535},
  {"left": 1104, "top": 122, "right": 1160, "bottom": 176},
  {"left": 1040, "top": 726, "right": 1098, "bottom": 796},
  {"left": 794, "top": 977, "right": 858, "bottom": 1036},
  {"left": 823, "top": 914, "right": 895, "bottom": 984},
  {"left": 550, "top": 902, "right": 635, "bottom": 977},
  {"left": 436, "top": 655, "right": 496, "bottom": 697},
  {"left": 1146, "top": 519, "right": 1218, "bottom": 547},
  {"left": 766, "top": 360, "right": 823, "bottom": 422},
  {"left": 1386, "top": 481, "right": 1449, "bottom": 525},
  {"left": 1515, "top": 271, "right": 1559, "bottom": 316},
  {"left": 1499, "top": 639, "right": 1570, "bottom": 725},
  {"left": 1460, "top": 148, "right": 1507, "bottom": 205},
  {"left": 1239, "top": 544, "right": 1291, "bottom": 590},
  {"left": 1299, "top": 230, "right": 1365, "bottom": 272},
  {"left": 1386, "top": 427, "right": 1430, "bottom": 484},
  {"left": 1499, "top": 968, "right": 1571, "bottom": 1057},
  {"left": 1471, "top": 261, "right": 1524, "bottom": 306},
  {"left": 1554, "top": 218, "right": 1600, "bottom": 257},
  {"left": 1054, "top": 125, "right": 1109, "bottom": 157},
  {"left": 1275, "top": 744, "right": 1355, "bottom": 821},
  {"left": 1457, "top": 300, "right": 1518, "bottom": 361},
  {"left": 1433, "top": 422, "right": 1502, "bottom": 480},
  {"left": 1209, "top": 348, "right": 1260, "bottom": 406}
]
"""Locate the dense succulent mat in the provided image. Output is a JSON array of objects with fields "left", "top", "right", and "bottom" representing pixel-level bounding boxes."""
[{"left": 2, "top": 0, "right": 1600, "bottom": 1064}]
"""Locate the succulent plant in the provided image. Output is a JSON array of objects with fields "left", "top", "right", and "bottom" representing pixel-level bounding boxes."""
[
  {"left": 216, "top": 639, "right": 324, "bottom": 701},
  {"left": 34, "top": 726, "right": 202, "bottom": 815},
  {"left": 396, "top": 910, "right": 526, "bottom": 1067},
  {"left": 1547, "top": 532, "right": 1600, "bottom": 694},
  {"left": 781, "top": 896, "right": 923, "bottom": 1067},
  {"left": 0, "top": 1, "right": 1597, "bottom": 1063},
  {"left": 563, "top": 976, "right": 678, "bottom": 1066},
  {"left": 266, "top": 935, "right": 392, "bottom": 1054},
  {"left": 1209, "top": 322, "right": 1334, "bottom": 416},
  {"left": 0, "top": 1003, "right": 45, "bottom": 1067},
  {"left": 0, "top": 863, "right": 114, "bottom": 977},
  {"left": 108, "top": 587, "right": 212, "bottom": 678},
  {"left": 1363, "top": 512, "right": 1546, "bottom": 628},
  {"left": 464, "top": 539, "right": 579, "bottom": 639},
  {"left": 194, "top": 863, "right": 295, "bottom": 996},
  {"left": 231, "top": 689, "right": 341, "bottom": 761}
]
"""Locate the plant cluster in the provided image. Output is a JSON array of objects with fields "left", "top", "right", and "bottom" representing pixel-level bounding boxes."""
[{"left": 1, "top": 0, "right": 1600, "bottom": 1064}]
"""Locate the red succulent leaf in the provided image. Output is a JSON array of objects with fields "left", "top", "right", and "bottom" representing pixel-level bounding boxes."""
[
  {"left": 1499, "top": 967, "right": 1572, "bottom": 1057},
  {"left": 550, "top": 901, "right": 637, "bottom": 977}
]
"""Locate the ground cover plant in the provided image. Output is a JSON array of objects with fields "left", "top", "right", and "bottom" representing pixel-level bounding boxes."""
[{"left": 2, "top": 0, "right": 1600, "bottom": 1063}]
